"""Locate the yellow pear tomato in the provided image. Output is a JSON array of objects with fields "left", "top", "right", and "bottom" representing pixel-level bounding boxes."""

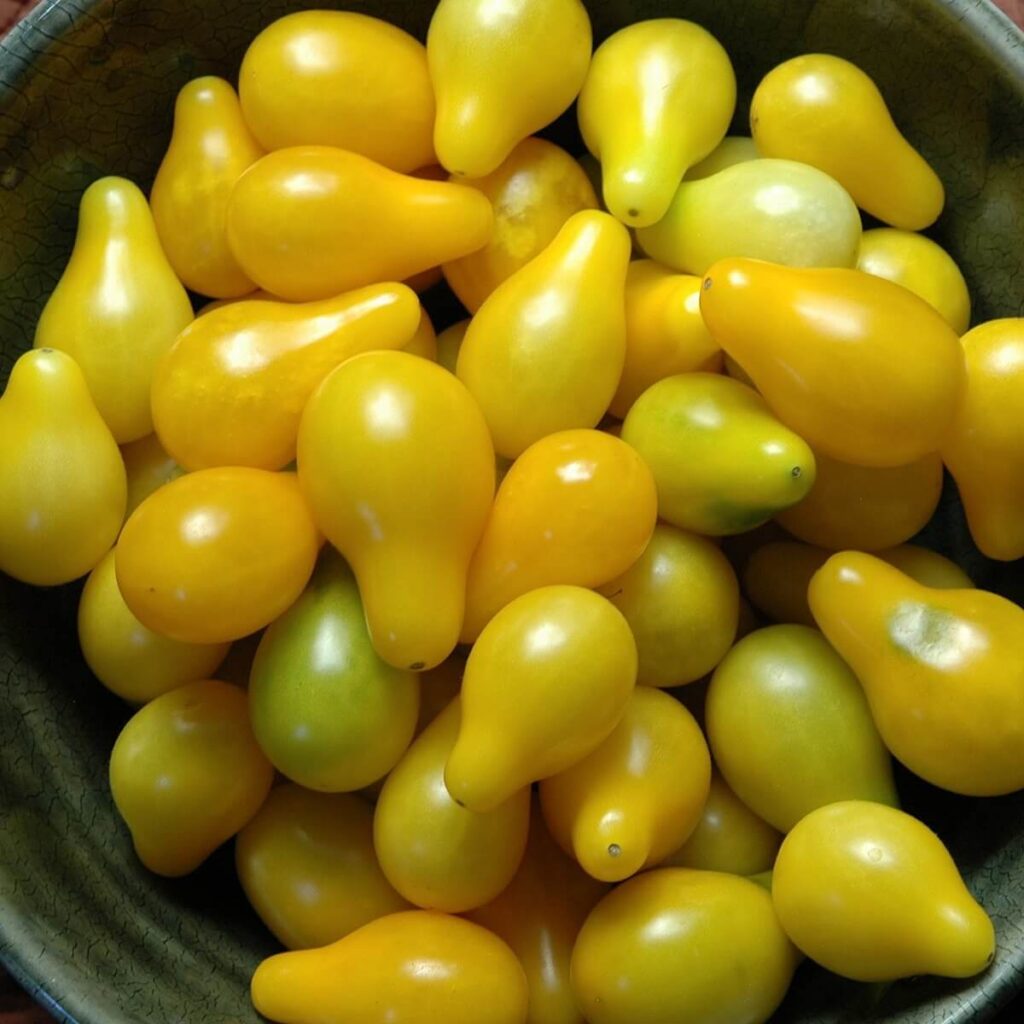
[
  {"left": 571, "top": 868, "right": 798, "bottom": 1024},
  {"left": 248, "top": 552, "right": 419, "bottom": 792},
  {"left": 150, "top": 76, "right": 262, "bottom": 298},
  {"left": 78, "top": 551, "right": 229, "bottom": 704},
  {"left": 700, "top": 257, "right": 964, "bottom": 466},
  {"left": 773, "top": 801, "right": 994, "bottom": 981},
  {"left": 227, "top": 146, "right": 493, "bottom": 301},
  {"left": 33, "top": 177, "right": 193, "bottom": 443},
  {"left": 942, "top": 318, "right": 1024, "bottom": 560},
  {"left": 109, "top": 679, "right": 273, "bottom": 877},
  {"left": 239, "top": 11, "right": 435, "bottom": 171},
  {"left": 235, "top": 784, "right": 409, "bottom": 950},
  {"left": 661, "top": 770, "right": 781, "bottom": 876},
  {"left": 251, "top": 911, "right": 528, "bottom": 1024},
  {"left": 578, "top": 19, "right": 735, "bottom": 226},
  {"left": 601, "top": 524, "right": 739, "bottom": 687},
  {"left": 621, "top": 372, "right": 815, "bottom": 535},
  {"left": 297, "top": 351, "right": 495, "bottom": 671},
  {"left": 540, "top": 688, "right": 710, "bottom": 882},
  {"left": 810, "top": 551, "right": 1024, "bottom": 795},
  {"left": 706, "top": 624, "right": 897, "bottom": 831},
  {"left": 457, "top": 210, "right": 631, "bottom": 459},
  {"left": 374, "top": 699, "right": 530, "bottom": 912},
  {"left": 428, "top": 0, "right": 591, "bottom": 179},
  {"left": 0, "top": 349, "right": 125, "bottom": 586},
  {"left": 443, "top": 137, "right": 598, "bottom": 313},
  {"left": 751, "top": 54, "right": 944, "bottom": 229},
  {"left": 445, "top": 586, "right": 637, "bottom": 813}
]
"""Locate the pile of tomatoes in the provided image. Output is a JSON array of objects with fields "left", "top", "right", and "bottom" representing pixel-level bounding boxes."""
[{"left": 1, "top": 2, "right": 1022, "bottom": 1023}]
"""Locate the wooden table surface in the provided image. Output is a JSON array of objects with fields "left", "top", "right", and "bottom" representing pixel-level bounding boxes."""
[{"left": 0, "top": 0, "right": 1022, "bottom": 1020}]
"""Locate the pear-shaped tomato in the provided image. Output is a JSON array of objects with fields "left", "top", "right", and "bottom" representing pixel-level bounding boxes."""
[
  {"left": 252, "top": 911, "right": 528, "bottom": 1024},
  {"left": 236, "top": 784, "right": 409, "bottom": 950},
  {"left": 622, "top": 372, "right": 815, "bottom": 535},
  {"left": 249, "top": 552, "right": 419, "bottom": 792},
  {"left": 0, "top": 349, "right": 126, "bottom": 586},
  {"left": 706, "top": 624, "right": 898, "bottom": 831}
]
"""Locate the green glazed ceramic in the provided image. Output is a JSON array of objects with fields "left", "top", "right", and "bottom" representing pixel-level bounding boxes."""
[{"left": 1, "top": 1, "right": 1023, "bottom": 1022}]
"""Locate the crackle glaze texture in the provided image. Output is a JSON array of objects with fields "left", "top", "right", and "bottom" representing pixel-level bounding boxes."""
[{"left": 0, "top": 2, "right": 1023, "bottom": 1023}]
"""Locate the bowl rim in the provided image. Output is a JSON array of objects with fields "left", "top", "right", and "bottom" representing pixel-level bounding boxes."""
[{"left": 0, "top": 1, "right": 1023, "bottom": 1023}]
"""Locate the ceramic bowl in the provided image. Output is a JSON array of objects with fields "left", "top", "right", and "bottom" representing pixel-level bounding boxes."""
[{"left": 1, "top": 1, "right": 1023, "bottom": 1022}]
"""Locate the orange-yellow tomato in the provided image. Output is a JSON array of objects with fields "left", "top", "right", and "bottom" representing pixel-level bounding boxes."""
[
  {"left": 610, "top": 260, "right": 722, "bottom": 419},
  {"left": 150, "top": 76, "right": 263, "bottom": 298},
  {"left": 115, "top": 468, "right": 320, "bottom": 644},
  {"left": 443, "top": 137, "right": 598, "bottom": 312},
  {"left": 109, "top": 679, "right": 273, "bottom": 876},
  {"left": 78, "top": 550, "right": 229, "bottom": 704},
  {"left": 239, "top": 11, "right": 436, "bottom": 172},
  {"left": 227, "top": 146, "right": 494, "bottom": 302},
  {"left": 700, "top": 258, "right": 964, "bottom": 467},
  {"left": 776, "top": 449, "right": 943, "bottom": 550},
  {"left": 235, "top": 784, "right": 409, "bottom": 950},
  {"left": 251, "top": 911, "right": 529, "bottom": 1024},
  {"left": 942, "top": 319, "right": 1024, "bottom": 561},
  {"left": 462, "top": 429, "right": 657, "bottom": 641},
  {"left": 152, "top": 283, "right": 420, "bottom": 471},
  {"left": 469, "top": 804, "right": 608, "bottom": 1024}
]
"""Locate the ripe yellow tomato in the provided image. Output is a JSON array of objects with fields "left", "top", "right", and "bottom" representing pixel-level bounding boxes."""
[
  {"left": 0, "top": 348, "right": 126, "bottom": 586},
  {"left": 571, "top": 868, "right": 797, "bottom": 1024},
  {"left": 462, "top": 429, "right": 657, "bottom": 642},
  {"left": 600, "top": 524, "right": 738, "bottom": 687},
  {"left": 660, "top": 770, "right": 781, "bottom": 876},
  {"left": 442, "top": 137, "right": 598, "bottom": 312},
  {"left": 706, "top": 624, "right": 897, "bottom": 831},
  {"left": 115, "top": 468, "right": 320, "bottom": 644},
  {"left": 251, "top": 910, "right": 528, "bottom": 1024},
  {"left": 239, "top": 11, "right": 436, "bottom": 172},
  {"left": 373, "top": 699, "right": 530, "bottom": 912},
  {"left": 773, "top": 801, "right": 994, "bottom": 981},
  {"left": 109, "top": 679, "right": 273, "bottom": 876},
  {"left": 236, "top": 784, "right": 409, "bottom": 950},
  {"left": 78, "top": 550, "right": 229, "bottom": 704}
]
